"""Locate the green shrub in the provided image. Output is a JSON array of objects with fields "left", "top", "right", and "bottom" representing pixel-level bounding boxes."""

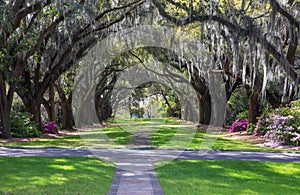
[
  {"left": 225, "top": 88, "right": 248, "bottom": 126},
  {"left": 10, "top": 111, "right": 41, "bottom": 138},
  {"left": 247, "top": 123, "right": 256, "bottom": 134},
  {"left": 236, "top": 110, "right": 248, "bottom": 120}
]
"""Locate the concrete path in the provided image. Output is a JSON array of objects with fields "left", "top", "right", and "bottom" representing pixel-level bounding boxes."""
[
  {"left": 106, "top": 128, "right": 164, "bottom": 194},
  {"left": 129, "top": 128, "right": 153, "bottom": 149},
  {"left": 107, "top": 159, "right": 163, "bottom": 195},
  {"left": 0, "top": 147, "right": 94, "bottom": 157},
  {"left": 1, "top": 147, "right": 300, "bottom": 162}
]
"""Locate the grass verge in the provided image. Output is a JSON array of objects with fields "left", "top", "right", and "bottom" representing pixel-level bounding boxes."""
[
  {"left": 0, "top": 156, "right": 115, "bottom": 194},
  {"left": 155, "top": 160, "right": 300, "bottom": 195}
]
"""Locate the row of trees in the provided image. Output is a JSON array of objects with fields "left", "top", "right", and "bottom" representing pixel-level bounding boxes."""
[
  {"left": 0, "top": 0, "right": 145, "bottom": 138},
  {"left": 0, "top": 0, "right": 299, "bottom": 138}
]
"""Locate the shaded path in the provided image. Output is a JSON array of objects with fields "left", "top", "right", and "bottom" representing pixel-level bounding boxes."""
[
  {"left": 129, "top": 128, "right": 153, "bottom": 149},
  {"left": 1, "top": 147, "right": 300, "bottom": 162},
  {"left": 108, "top": 129, "right": 163, "bottom": 195},
  {"left": 108, "top": 160, "right": 163, "bottom": 195}
]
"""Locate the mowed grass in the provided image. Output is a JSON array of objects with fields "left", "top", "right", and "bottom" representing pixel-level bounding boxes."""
[
  {"left": 0, "top": 135, "right": 84, "bottom": 148},
  {"left": 152, "top": 126, "right": 286, "bottom": 152},
  {"left": 155, "top": 160, "right": 300, "bottom": 195},
  {"left": 79, "top": 126, "right": 132, "bottom": 148},
  {"left": 0, "top": 118, "right": 297, "bottom": 152},
  {"left": 188, "top": 130, "right": 284, "bottom": 152},
  {"left": 0, "top": 156, "right": 115, "bottom": 194}
]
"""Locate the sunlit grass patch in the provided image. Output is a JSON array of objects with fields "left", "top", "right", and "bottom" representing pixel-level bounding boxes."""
[
  {"left": 0, "top": 156, "right": 115, "bottom": 194},
  {"left": 155, "top": 160, "right": 300, "bottom": 194}
]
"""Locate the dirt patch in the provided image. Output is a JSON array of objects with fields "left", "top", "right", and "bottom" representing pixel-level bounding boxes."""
[
  {"left": 221, "top": 131, "right": 267, "bottom": 145},
  {"left": 197, "top": 125, "right": 266, "bottom": 145},
  {"left": 220, "top": 130, "right": 300, "bottom": 150}
]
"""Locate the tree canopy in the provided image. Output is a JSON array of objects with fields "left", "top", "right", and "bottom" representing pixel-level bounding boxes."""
[{"left": 0, "top": 0, "right": 299, "bottom": 138}]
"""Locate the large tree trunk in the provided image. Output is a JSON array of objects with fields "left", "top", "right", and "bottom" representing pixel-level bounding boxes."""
[
  {"left": 16, "top": 65, "right": 43, "bottom": 129},
  {"left": 54, "top": 84, "right": 74, "bottom": 130},
  {"left": 197, "top": 91, "right": 211, "bottom": 125},
  {"left": 49, "top": 84, "right": 56, "bottom": 122},
  {"left": 0, "top": 73, "right": 15, "bottom": 138},
  {"left": 248, "top": 90, "right": 259, "bottom": 124},
  {"left": 0, "top": 105, "right": 11, "bottom": 138},
  {"left": 61, "top": 96, "right": 74, "bottom": 130},
  {"left": 95, "top": 93, "right": 112, "bottom": 122},
  {"left": 24, "top": 98, "right": 42, "bottom": 129}
]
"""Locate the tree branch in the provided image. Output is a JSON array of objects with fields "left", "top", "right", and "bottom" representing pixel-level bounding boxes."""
[
  {"left": 269, "top": 0, "right": 300, "bottom": 29},
  {"left": 152, "top": 0, "right": 300, "bottom": 83}
]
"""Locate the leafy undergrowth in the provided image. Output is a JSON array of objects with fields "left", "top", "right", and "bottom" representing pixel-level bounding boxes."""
[
  {"left": 155, "top": 160, "right": 300, "bottom": 195},
  {"left": 0, "top": 157, "right": 115, "bottom": 194}
]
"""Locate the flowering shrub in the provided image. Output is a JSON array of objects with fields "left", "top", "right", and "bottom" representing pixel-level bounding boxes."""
[
  {"left": 264, "top": 114, "right": 299, "bottom": 146},
  {"left": 10, "top": 111, "right": 40, "bottom": 138},
  {"left": 255, "top": 114, "right": 269, "bottom": 136},
  {"left": 41, "top": 121, "right": 58, "bottom": 134},
  {"left": 229, "top": 118, "right": 248, "bottom": 133},
  {"left": 228, "top": 100, "right": 300, "bottom": 147},
  {"left": 256, "top": 111, "right": 300, "bottom": 146}
]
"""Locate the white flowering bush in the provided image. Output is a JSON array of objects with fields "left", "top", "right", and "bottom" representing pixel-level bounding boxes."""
[{"left": 255, "top": 107, "right": 300, "bottom": 146}]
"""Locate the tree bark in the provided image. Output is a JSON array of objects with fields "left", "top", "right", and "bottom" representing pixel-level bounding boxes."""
[
  {"left": 197, "top": 91, "right": 211, "bottom": 125},
  {"left": 0, "top": 109, "right": 11, "bottom": 138},
  {"left": 95, "top": 93, "right": 112, "bottom": 122},
  {"left": 42, "top": 98, "right": 51, "bottom": 121},
  {"left": 49, "top": 84, "right": 56, "bottom": 122},
  {"left": 24, "top": 98, "right": 42, "bottom": 129},
  {"left": 0, "top": 72, "right": 15, "bottom": 138},
  {"left": 61, "top": 97, "right": 74, "bottom": 130},
  {"left": 54, "top": 83, "right": 74, "bottom": 130},
  {"left": 248, "top": 90, "right": 259, "bottom": 124}
]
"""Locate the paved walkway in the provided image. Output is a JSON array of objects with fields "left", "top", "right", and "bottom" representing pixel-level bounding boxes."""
[
  {"left": 1, "top": 147, "right": 300, "bottom": 195},
  {"left": 1, "top": 147, "right": 300, "bottom": 162},
  {"left": 129, "top": 128, "right": 153, "bottom": 149},
  {"left": 107, "top": 128, "right": 163, "bottom": 195},
  {"left": 107, "top": 160, "right": 163, "bottom": 195}
]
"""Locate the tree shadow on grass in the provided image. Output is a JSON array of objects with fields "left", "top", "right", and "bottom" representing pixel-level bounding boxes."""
[
  {"left": 0, "top": 156, "right": 115, "bottom": 194},
  {"left": 1, "top": 135, "right": 84, "bottom": 148},
  {"left": 155, "top": 160, "right": 300, "bottom": 195}
]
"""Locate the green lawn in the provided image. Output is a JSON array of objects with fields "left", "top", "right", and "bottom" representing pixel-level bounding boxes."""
[
  {"left": 188, "top": 130, "right": 285, "bottom": 152},
  {"left": 152, "top": 127, "right": 287, "bottom": 152},
  {"left": 79, "top": 126, "right": 132, "bottom": 148},
  {"left": 0, "top": 118, "right": 297, "bottom": 152},
  {"left": 155, "top": 160, "right": 300, "bottom": 195},
  {"left": 0, "top": 156, "right": 115, "bottom": 194},
  {"left": 1, "top": 135, "right": 84, "bottom": 148}
]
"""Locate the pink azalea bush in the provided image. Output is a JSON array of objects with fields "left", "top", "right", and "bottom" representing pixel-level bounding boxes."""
[
  {"left": 41, "top": 121, "right": 58, "bottom": 134},
  {"left": 228, "top": 100, "right": 300, "bottom": 147},
  {"left": 229, "top": 118, "right": 248, "bottom": 133}
]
